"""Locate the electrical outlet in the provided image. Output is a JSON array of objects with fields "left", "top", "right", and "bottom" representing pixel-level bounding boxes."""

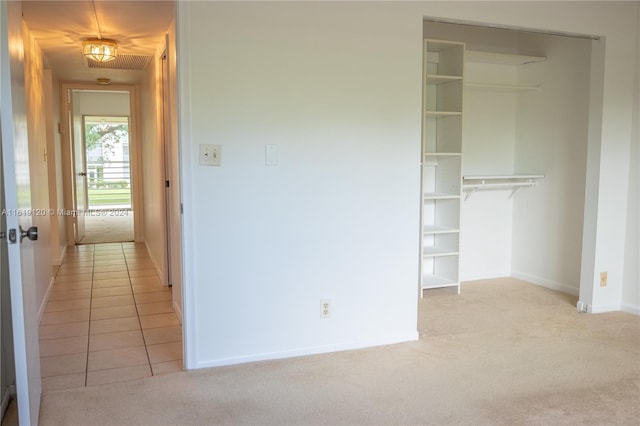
[
  {"left": 600, "top": 271, "right": 608, "bottom": 287},
  {"left": 320, "top": 299, "right": 331, "bottom": 319}
]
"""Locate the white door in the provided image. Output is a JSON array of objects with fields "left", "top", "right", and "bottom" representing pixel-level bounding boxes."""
[
  {"left": 0, "top": 2, "right": 42, "bottom": 425},
  {"left": 70, "top": 93, "right": 86, "bottom": 242}
]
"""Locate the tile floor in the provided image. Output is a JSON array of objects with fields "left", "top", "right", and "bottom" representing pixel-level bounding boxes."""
[{"left": 39, "top": 242, "right": 183, "bottom": 391}]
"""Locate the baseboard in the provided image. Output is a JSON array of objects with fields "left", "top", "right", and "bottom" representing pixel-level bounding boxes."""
[
  {"left": 193, "top": 332, "right": 420, "bottom": 370},
  {"left": 173, "top": 300, "right": 183, "bottom": 323},
  {"left": 511, "top": 270, "right": 579, "bottom": 296},
  {"left": 38, "top": 276, "right": 56, "bottom": 324},
  {"left": 460, "top": 271, "right": 511, "bottom": 282},
  {"left": 621, "top": 303, "right": 640, "bottom": 316},
  {"left": 143, "top": 241, "right": 166, "bottom": 286},
  {"left": 0, "top": 385, "right": 11, "bottom": 421},
  {"left": 53, "top": 244, "right": 67, "bottom": 266},
  {"left": 1, "top": 384, "right": 16, "bottom": 420},
  {"left": 587, "top": 303, "right": 623, "bottom": 314},
  {"left": 576, "top": 302, "right": 639, "bottom": 315}
]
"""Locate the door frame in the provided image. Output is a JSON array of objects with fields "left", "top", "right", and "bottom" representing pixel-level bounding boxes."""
[{"left": 60, "top": 83, "right": 143, "bottom": 245}]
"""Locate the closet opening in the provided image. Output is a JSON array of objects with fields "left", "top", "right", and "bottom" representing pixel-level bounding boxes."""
[{"left": 419, "top": 20, "right": 598, "bottom": 304}]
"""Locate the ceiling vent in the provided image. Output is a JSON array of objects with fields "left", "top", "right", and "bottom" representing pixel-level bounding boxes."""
[{"left": 86, "top": 54, "right": 152, "bottom": 71}]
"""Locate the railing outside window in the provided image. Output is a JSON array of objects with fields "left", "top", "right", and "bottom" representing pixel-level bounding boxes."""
[{"left": 87, "top": 160, "right": 131, "bottom": 209}]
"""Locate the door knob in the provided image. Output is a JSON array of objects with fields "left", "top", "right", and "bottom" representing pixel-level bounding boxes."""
[
  {"left": 19, "top": 226, "right": 38, "bottom": 242},
  {"left": 78, "top": 171, "right": 87, "bottom": 176}
]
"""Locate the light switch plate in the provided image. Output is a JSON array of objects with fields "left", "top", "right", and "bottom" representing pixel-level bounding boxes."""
[
  {"left": 265, "top": 144, "right": 278, "bottom": 166},
  {"left": 199, "top": 144, "right": 221, "bottom": 166}
]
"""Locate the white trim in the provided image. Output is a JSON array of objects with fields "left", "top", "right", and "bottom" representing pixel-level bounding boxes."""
[
  {"left": 176, "top": 0, "right": 196, "bottom": 370},
  {"left": 587, "top": 303, "right": 622, "bottom": 314},
  {"left": 59, "top": 83, "right": 142, "bottom": 245},
  {"left": 173, "top": 300, "right": 183, "bottom": 323},
  {"left": 37, "top": 276, "right": 55, "bottom": 324},
  {"left": 0, "top": 385, "right": 16, "bottom": 419},
  {"left": 53, "top": 244, "right": 66, "bottom": 266},
  {"left": 192, "top": 332, "right": 420, "bottom": 370},
  {"left": 1, "top": 387, "right": 11, "bottom": 420},
  {"left": 511, "top": 270, "right": 579, "bottom": 296},
  {"left": 620, "top": 303, "right": 640, "bottom": 316},
  {"left": 423, "top": 16, "right": 601, "bottom": 40},
  {"left": 143, "top": 240, "right": 166, "bottom": 286},
  {"left": 128, "top": 87, "right": 144, "bottom": 243},
  {"left": 460, "top": 271, "right": 512, "bottom": 282}
]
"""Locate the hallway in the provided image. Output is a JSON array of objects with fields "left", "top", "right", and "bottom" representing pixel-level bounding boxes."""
[
  {"left": 39, "top": 243, "right": 182, "bottom": 390},
  {"left": 79, "top": 212, "right": 134, "bottom": 245}
]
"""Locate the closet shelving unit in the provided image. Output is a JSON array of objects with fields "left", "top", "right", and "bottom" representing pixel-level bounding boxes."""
[
  {"left": 462, "top": 175, "right": 545, "bottom": 200},
  {"left": 421, "top": 40, "right": 465, "bottom": 296}
]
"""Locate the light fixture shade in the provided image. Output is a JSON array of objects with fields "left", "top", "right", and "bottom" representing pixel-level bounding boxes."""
[{"left": 83, "top": 38, "right": 118, "bottom": 63}]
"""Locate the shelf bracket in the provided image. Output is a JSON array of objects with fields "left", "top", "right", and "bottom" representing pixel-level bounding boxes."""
[
  {"left": 508, "top": 186, "right": 523, "bottom": 199},
  {"left": 464, "top": 188, "right": 476, "bottom": 201}
]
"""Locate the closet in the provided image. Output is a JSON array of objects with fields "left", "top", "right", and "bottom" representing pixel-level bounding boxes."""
[{"left": 421, "top": 21, "right": 593, "bottom": 297}]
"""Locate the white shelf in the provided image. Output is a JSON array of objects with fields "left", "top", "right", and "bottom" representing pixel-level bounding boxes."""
[
  {"left": 462, "top": 175, "right": 544, "bottom": 199},
  {"left": 426, "top": 111, "right": 462, "bottom": 117},
  {"left": 424, "top": 152, "right": 463, "bottom": 157},
  {"left": 423, "top": 153, "right": 462, "bottom": 165},
  {"left": 421, "top": 274, "right": 459, "bottom": 289},
  {"left": 423, "top": 192, "right": 460, "bottom": 200},
  {"left": 465, "top": 82, "right": 541, "bottom": 92},
  {"left": 423, "top": 225, "right": 459, "bottom": 235},
  {"left": 426, "top": 74, "right": 462, "bottom": 85},
  {"left": 423, "top": 246, "right": 458, "bottom": 257},
  {"left": 466, "top": 50, "right": 546, "bottom": 65},
  {"left": 464, "top": 174, "right": 544, "bottom": 180}
]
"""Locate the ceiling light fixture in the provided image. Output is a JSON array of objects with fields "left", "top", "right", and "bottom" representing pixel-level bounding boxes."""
[
  {"left": 82, "top": 1, "right": 117, "bottom": 63},
  {"left": 83, "top": 38, "right": 117, "bottom": 63}
]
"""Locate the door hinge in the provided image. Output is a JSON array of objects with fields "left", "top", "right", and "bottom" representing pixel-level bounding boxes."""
[
  {"left": 180, "top": 203, "right": 183, "bottom": 214},
  {"left": 165, "top": 180, "right": 170, "bottom": 188}
]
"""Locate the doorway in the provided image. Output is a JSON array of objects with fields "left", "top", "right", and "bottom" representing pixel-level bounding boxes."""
[
  {"left": 419, "top": 20, "right": 594, "bottom": 321},
  {"left": 80, "top": 115, "right": 134, "bottom": 244},
  {"left": 62, "top": 86, "right": 143, "bottom": 246}
]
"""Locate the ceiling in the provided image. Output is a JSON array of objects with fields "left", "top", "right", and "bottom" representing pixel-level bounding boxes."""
[{"left": 21, "top": 0, "right": 175, "bottom": 84}]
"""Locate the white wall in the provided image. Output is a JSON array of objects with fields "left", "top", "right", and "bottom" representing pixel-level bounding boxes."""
[
  {"left": 461, "top": 70, "right": 518, "bottom": 281},
  {"left": 177, "top": 1, "right": 639, "bottom": 369},
  {"left": 43, "top": 69, "right": 66, "bottom": 266},
  {"left": 512, "top": 33, "right": 592, "bottom": 295},
  {"left": 73, "top": 91, "right": 130, "bottom": 117},
  {"left": 179, "top": 1, "right": 421, "bottom": 368},
  {"left": 622, "top": 6, "right": 640, "bottom": 315},
  {"left": 23, "top": 22, "right": 53, "bottom": 321}
]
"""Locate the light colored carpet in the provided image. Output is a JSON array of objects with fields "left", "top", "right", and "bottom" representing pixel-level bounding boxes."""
[
  {"left": 38, "top": 278, "right": 639, "bottom": 425},
  {"left": 77, "top": 211, "right": 134, "bottom": 244}
]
